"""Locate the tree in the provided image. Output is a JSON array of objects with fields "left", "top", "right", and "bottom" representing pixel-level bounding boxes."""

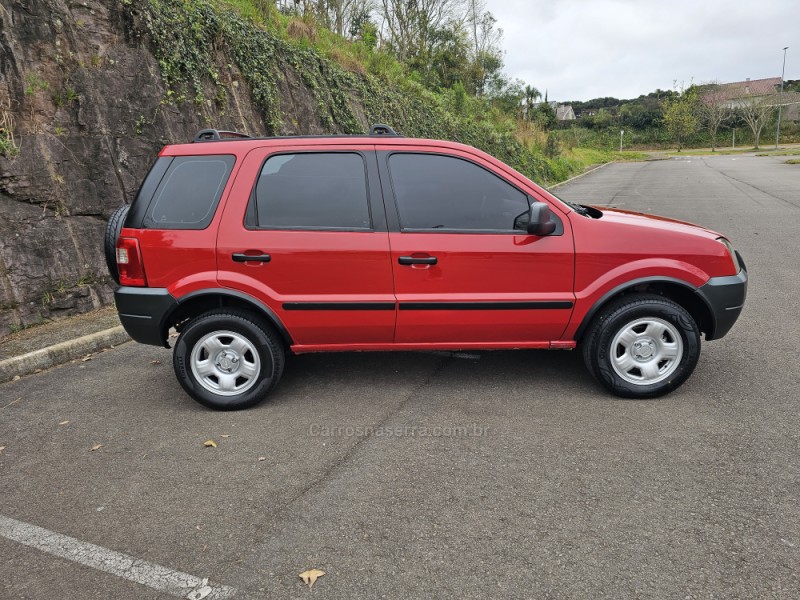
[
  {"left": 662, "top": 86, "right": 698, "bottom": 151},
  {"left": 487, "top": 77, "right": 524, "bottom": 115},
  {"left": 311, "top": 0, "right": 376, "bottom": 37},
  {"left": 415, "top": 23, "right": 471, "bottom": 90},
  {"left": 737, "top": 95, "right": 775, "bottom": 149},
  {"left": 696, "top": 83, "right": 731, "bottom": 151},
  {"left": 378, "top": 0, "right": 463, "bottom": 61},
  {"left": 531, "top": 102, "right": 557, "bottom": 130},
  {"left": 464, "top": 0, "right": 503, "bottom": 95},
  {"left": 520, "top": 84, "right": 541, "bottom": 120}
]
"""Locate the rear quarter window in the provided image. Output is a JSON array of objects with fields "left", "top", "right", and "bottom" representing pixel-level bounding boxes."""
[{"left": 141, "top": 155, "right": 235, "bottom": 230}]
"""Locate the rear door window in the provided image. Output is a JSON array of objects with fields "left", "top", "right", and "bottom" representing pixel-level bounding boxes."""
[
  {"left": 144, "top": 155, "right": 235, "bottom": 229},
  {"left": 251, "top": 152, "right": 372, "bottom": 230}
]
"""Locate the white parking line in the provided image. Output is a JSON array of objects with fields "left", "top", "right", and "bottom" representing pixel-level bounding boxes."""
[{"left": 0, "top": 515, "right": 237, "bottom": 599}]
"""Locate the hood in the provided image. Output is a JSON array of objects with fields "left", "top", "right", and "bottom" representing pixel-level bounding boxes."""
[{"left": 589, "top": 206, "right": 723, "bottom": 240}]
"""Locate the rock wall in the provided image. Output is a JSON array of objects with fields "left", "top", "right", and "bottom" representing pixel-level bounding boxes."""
[{"left": 0, "top": 0, "right": 338, "bottom": 335}]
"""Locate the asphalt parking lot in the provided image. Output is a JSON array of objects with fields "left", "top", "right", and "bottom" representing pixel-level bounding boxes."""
[{"left": 2, "top": 154, "right": 799, "bottom": 599}]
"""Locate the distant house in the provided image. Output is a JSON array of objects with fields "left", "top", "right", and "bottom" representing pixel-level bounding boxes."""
[
  {"left": 556, "top": 105, "right": 576, "bottom": 120},
  {"left": 702, "top": 77, "right": 800, "bottom": 121},
  {"left": 710, "top": 77, "right": 781, "bottom": 108},
  {"left": 525, "top": 100, "right": 576, "bottom": 121}
]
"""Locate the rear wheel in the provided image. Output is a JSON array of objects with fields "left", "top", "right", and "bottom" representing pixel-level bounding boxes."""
[
  {"left": 104, "top": 205, "right": 130, "bottom": 284},
  {"left": 173, "top": 309, "right": 285, "bottom": 410},
  {"left": 582, "top": 294, "right": 700, "bottom": 398}
]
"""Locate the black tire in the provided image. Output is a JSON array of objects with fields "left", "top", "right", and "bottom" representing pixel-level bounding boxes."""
[
  {"left": 172, "top": 309, "right": 285, "bottom": 410},
  {"left": 104, "top": 205, "right": 130, "bottom": 284},
  {"left": 582, "top": 294, "right": 700, "bottom": 399}
]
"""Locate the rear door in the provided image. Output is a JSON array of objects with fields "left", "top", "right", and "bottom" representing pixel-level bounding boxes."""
[
  {"left": 379, "top": 148, "right": 575, "bottom": 345},
  {"left": 216, "top": 145, "right": 395, "bottom": 347}
]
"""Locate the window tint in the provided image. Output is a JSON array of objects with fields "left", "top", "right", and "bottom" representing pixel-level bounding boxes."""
[
  {"left": 145, "top": 155, "right": 235, "bottom": 230},
  {"left": 389, "top": 153, "right": 529, "bottom": 231},
  {"left": 254, "top": 153, "right": 371, "bottom": 230},
  {"left": 125, "top": 156, "right": 173, "bottom": 229}
]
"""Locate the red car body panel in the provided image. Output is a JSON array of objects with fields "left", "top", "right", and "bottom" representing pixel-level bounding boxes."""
[{"left": 117, "top": 135, "right": 743, "bottom": 354}]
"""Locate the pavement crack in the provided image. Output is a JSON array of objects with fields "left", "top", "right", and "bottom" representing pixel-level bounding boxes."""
[
  {"left": 285, "top": 356, "right": 450, "bottom": 509},
  {"left": 700, "top": 157, "right": 799, "bottom": 209},
  {"left": 225, "top": 355, "right": 452, "bottom": 593}
]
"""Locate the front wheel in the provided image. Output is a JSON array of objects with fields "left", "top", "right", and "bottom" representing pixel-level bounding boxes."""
[
  {"left": 173, "top": 310, "right": 285, "bottom": 410},
  {"left": 582, "top": 295, "right": 700, "bottom": 398}
]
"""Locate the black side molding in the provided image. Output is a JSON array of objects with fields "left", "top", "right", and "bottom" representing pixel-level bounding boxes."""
[
  {"left": 399, "top": 301, "right": 573, "bottom": 310},
  {"left": 283, "top": 302, "right": 395, "bottom": 311}
]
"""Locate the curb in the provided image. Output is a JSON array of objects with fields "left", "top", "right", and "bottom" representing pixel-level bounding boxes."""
[
  {"left": 0, "top": 326, "right": 131, "bottom": 383},
  {"left": 547, "top": 161, "right": 612, "bottom": 190}
]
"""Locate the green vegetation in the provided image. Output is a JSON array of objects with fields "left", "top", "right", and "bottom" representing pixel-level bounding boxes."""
[
  {"left": 755, "top": 148, "right": 800, "bottom": 157},
  {"left": 137, "top": 1, "right": 796, "bottom": 174},
  {"left": 132, "top": 0, "right": 631, "bottom": 184},
  {"left": 661, "top": 86, "right": 699, "bottom": 152},
  {"left": 24, "top": 72, "right": 50, "bottom": 96},
  {"left": 561, "top": 83, "right": 800, "bottom": 151},
  {"left": 0, "top": 107, "right": 17, "bottom": 157}
]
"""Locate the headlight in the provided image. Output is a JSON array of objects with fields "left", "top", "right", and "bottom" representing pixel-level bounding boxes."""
[{"left": 717, "top": 237, "right": 740, "bottom": 273}]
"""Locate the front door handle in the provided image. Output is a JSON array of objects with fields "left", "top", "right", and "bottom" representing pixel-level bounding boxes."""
[
  {"left": 232, "top": 253, "right": 271, "bottom": 263},
  {"left": 398, "top": 256, "right": 438, "bottom": 266}
]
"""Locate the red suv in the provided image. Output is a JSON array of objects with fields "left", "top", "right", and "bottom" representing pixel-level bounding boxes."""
[{"left": 108, "top": 126, "right": 747, "bottom": 410}]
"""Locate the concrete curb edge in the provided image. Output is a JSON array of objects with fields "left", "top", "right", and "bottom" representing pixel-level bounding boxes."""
[
  {"left": 547, "top": 161, "right": 612, "bottom": 191},
  {"left": 0, "top": 326, "right": 131, "bottom": 383}
]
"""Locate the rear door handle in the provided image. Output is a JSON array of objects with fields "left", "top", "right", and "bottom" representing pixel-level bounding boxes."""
[
  {"left": 398, "top": 256, "right": 438, "bottom": 266},
  {"left": 232, "top": 253, "right": 271, "bottom": 263}
]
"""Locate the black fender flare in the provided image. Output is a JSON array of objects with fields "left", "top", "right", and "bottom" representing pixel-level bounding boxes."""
[
  {"left": 573, "top": 276, "right": 714, "bottom": 341},
  {"left": 169, "top": 288, "right": 294, "bottom": 346}
]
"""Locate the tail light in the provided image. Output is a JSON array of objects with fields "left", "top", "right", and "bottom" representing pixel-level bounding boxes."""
[{"left": 116, "top": 237, "right": 147, "bottom": 287}]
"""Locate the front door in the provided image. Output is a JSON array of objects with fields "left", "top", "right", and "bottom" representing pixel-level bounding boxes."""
[{"left": 379, "top": 149, "right": 575, "bottom": 345}]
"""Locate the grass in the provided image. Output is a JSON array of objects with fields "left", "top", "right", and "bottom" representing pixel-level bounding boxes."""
[
  {"left": 543, "top": 147, "right": 648, "bottom": 188},
  {"left": 786, "top": 159, "right": 800, "bottom": 165},
  {"left": 666, "top": 144, "right": 800, "bottom": 157},
  {"left": 567, "top": 147, "right": 648, "bottom": 164},
  {"left": 755, "top": 148, "right": 800, "bottom": 157},
  {"left": 665, "top": 147, "right": 763, "bottom": 157}
]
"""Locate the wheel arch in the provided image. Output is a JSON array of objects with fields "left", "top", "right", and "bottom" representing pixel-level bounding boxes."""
[
  {"left": 165, "top": 289, "right": 293, "bottom": 347},
  {"left": 574, "top": 277, "right": 715, "bottom": 342}
]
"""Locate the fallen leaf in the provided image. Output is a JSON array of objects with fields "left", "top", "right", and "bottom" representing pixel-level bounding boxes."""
[
  {"left": 59, "top": 420, "right": 70, "bottom": 425},
  {"left": 258, "top": 456, "right": 266, "bottom": 462},
  {"left": 203, "top": 440, "right": 217, "bottom": 448},
  {"left": 220, "top": 434, "right": 231, "bottom": 438},
  {"left": 90, "top": 444, "right": 103, "bottom": 452},
  {"left": 0, "top": 446, "right": 6, "bottom": 454},
  {"left": 299, "top": 569, "right": 325, "bottom": 589},
  {"left": 150, "top": 360, "right": 161, "bottom": 365}
]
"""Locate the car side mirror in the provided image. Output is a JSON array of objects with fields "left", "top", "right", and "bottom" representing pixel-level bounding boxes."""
[{"left": 515, "top": 202, "right": 557, "bottom": 236}]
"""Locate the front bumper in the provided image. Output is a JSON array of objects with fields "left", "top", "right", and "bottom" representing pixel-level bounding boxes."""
[
  {"left": 115, "top": 287, "right": 176, "bottom": 347},
  {"left": 696, "top": 251, "right": 748, "bottom": 341}
]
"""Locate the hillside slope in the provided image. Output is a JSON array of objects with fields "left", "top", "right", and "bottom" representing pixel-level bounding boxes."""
[{"left": 0, "top": 0, "right": 553, "bottom": 335}]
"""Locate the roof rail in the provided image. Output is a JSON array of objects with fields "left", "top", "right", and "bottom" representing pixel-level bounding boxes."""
[
  {"left": 370, "top": 124, "right": 399, "bottom": 136},
  {"left": 193, "top": 129, "right": 252, "bottom": 143}
]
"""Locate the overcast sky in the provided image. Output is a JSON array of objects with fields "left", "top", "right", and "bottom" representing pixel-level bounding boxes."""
[{"left": 485, "top": 0, "right": 798, "bottom": 102}]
